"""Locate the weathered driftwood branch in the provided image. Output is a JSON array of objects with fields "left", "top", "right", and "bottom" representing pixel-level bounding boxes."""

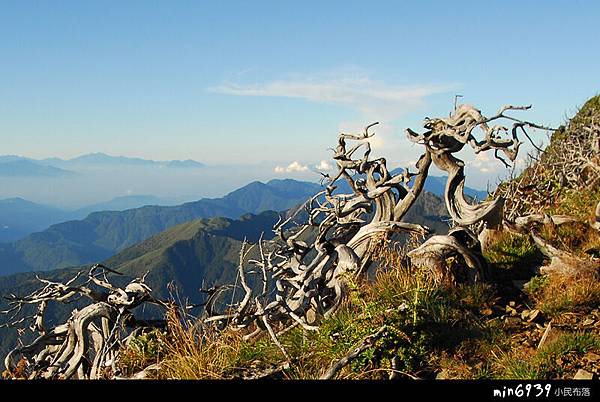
[
  {"left": 408, "top": 227, "right": 487, "bottom": 285},
  {"left": 1, "top": 264, "right": 167, "bottom": 379},
  {"left": 532, "top": 233, "right": 598, "bottom": 277},
  {"left": 202, "top": 122, "right": 436, "bottom": 356},
  {"left": 404, "top": 104, "right": 549, "bottom": 280},
  {"left": 406, "top": 104, "right": 548, "bottom": 227}
]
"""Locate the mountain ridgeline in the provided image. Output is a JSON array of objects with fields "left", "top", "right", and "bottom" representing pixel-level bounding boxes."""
[
  {"left": 0, "top": 179, "right": 322, "bottom": 275},
  {"left": 0, "top": 198, "right": 74, "bottom": 243},
  {"left": 0, "top": 176, "right": 471, "bottom": 276},
  {"left": 0, "top": 153, "right": 205, "bottom": 176},
  {"left": 0, "top": 160, "right": 76, "bottom": 178},
  {"left": 0, "top": 195, "right": 194, "bottom": 243},
  {"left": 0, "top": 192, "right": 448, "bottom": 356}
]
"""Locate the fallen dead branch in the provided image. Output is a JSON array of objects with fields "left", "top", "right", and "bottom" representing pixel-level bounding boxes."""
[{"left": 1, "top": 264, "right": 168, "bottom": 379}]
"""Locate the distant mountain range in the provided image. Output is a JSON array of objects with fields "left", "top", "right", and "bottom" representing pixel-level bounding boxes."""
[
  {"left": 0, "top": 180, "right": 324, "bottom": 244},
  {"left": 0, "top": 153, "right": 205, "bottom": 177},
  {"left": 0, "top": 193, "right": 449, "bottom": 356},
  {"left": 0, "top": 160, "right": 76, "bottom": 177},
  {"left": 0, "top": 179, "right": 321, "bottom": 276},
  {"left": 72, "top": 195, "right": 182, "bottom": 219},
  {"left": 0, "top": 175, "right": 459, "bottom": 276},
  {"left": 0, "top": 173, "right": 484, "bottom": 261},
  {"left": 0, "top": 195, "right": 187, "bottom": 243},
  {"left": 102, "top": 211, "right": 280, "bottom": 295},
  {"left": 0, "top": 210, "right": 284, "bottom": 307},
  {"left": 46, "top": 153, "right": 205, "bottom": 169},
  {"left": 0, "top": 198, "right": 74, "bottom": 243}
]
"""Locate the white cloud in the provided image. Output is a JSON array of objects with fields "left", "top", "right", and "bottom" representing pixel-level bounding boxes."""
[
  {"left": 471, "top": 153, "right": 498, "bottom": 173},
  {"left": 274, "top": 161, "right": 309, "bottom": 173},
  {"left": 212, "top": 68, "right": 459, "bottom": 175},
  {"left": 210, "top": 69, "right": 457, "bottom": 121},
  {"left": 314, "top": 160, "right": 333, "bottom": 171}
]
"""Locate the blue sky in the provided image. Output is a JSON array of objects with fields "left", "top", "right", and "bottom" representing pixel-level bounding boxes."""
[{"left": 1, "top": 1, "right": 599, "bottom": 190}]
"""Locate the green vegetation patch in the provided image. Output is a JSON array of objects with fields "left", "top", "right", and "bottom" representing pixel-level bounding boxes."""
[{"left": 483, "top": 231, "right": 542, "bottom": 273}]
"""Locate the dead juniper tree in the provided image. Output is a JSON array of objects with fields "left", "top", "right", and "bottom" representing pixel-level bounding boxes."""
[
  {"left": 202, "top": 104, "right": 547, "bottom": 358},
  {"left": 403, "top": 104, "right": 551, "bottom": 284},
  {"left": 1, "top": 264, "right": 167, "bottom": 379}
]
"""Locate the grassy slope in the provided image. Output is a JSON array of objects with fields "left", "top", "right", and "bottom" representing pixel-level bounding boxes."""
[{"left": 132, "top": 242, "right": 598, "bottom": 380}]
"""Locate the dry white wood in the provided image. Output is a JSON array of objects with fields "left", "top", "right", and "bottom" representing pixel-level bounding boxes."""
[{"left": 2, "top": 264, "right": 167, "bottom": 379}]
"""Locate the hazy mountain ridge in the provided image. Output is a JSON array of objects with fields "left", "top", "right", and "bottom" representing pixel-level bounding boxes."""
[
  {"left": 222, "top": 179, "right": 322, "bottom": 213},
  {"left": 0, "top": 174, "right": 472, "bottom": 275},
  {"left": 102, "top": 212, "right": 279, "bottom": 292},
  {"left": 72, "top": 195, "right": 183, "bottom": 220},
  {"left": 0, "top": 160, "right": 76, "bottom": 177},
  {"left": 0, "top": 170, "right": 454, "bottom": 362},
  {"left": 0, "top": 152, "right": 205, "bottom": 175},
  {"left": 0, "top": 193, "right": 449, "bottom": 357},
  {"left": 0, "top": 179, "right": 322, "bottom": 275},
  {"left": 48, "top": 152, "right": 205, "bottom": 169},
  {"left": 0, "top": 198, "right": 74, "bottom": 243},
  {"left": 0, "top": 195, "right": 185, "bottom": 243}
]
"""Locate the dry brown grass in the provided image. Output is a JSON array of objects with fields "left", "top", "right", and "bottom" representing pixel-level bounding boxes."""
[
  {"left": 539, "top": 221, "right": 600, "bottom": 258},
  {"left": 118, "top": 226, "right": 596, "bottom": 380},
  {"left": 368, "top": 235, "right": 440, "bottom": 297},
  {"left": 529, "top": 269, "right": 600, "bottom": 317},
  {"left": 434, "top": 350, "right": 492, "bottom": 379},
  {"left": 156, "top": 306, "right": 245, "bottom": 379},
  {"left": 1, "top": 358, "right": 28, "bottom": 379}
]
